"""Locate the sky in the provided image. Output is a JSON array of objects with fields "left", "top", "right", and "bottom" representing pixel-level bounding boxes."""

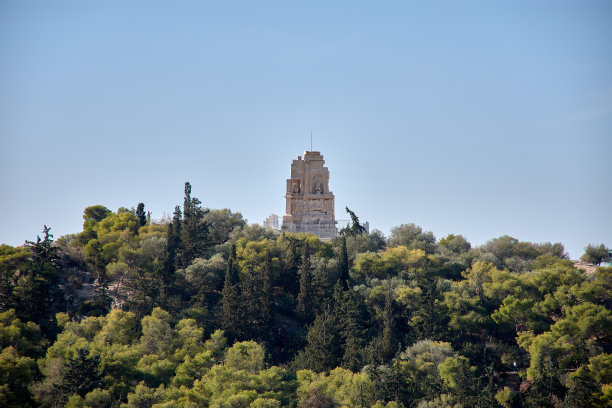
[{"left": 1, "top": 0, "right": 611, "bottom": 260}]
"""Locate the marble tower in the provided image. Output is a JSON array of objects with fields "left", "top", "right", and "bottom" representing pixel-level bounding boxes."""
[{"left": 282, "top": 151, "right": 337, "bottom": 241}]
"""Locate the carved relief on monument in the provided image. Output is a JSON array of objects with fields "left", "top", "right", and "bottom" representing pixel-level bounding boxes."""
[
  {"left": 312, "top": 174, "right": 325, "bottom": 194},
  {"left": 309, "top": 199, "right": 325, "bottom": 213},
  {"left": 291, "top": 179, "right": 302, "bottom": 194},
  {"left": 291, "top": 199, "right": 305, "bottom": 214}
]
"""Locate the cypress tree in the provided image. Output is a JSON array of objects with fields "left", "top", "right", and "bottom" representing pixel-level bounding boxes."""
[
  {"left": 303, "top": 304, "right": 341, "bottom": 372},
  {"left": 136, "top": 203, "right": 147, "bottom": 226},
  {"left": 260, "top": 250, "right": 273, "bottom": 332},
  {"left": 311, "top": 258, "right": 331, "bottom": 313},
  {"left": 240, "top": 265, "right": 258, "bottom": 339},
  {"left": 338, "top": 236, "right": 350, "bottom": 290},
  {"left": 381, "top": 290, "right": 395, "bottom": 361},
  {"left": 281, "top": 234, "right": 300, "bottom": 296},
  {"left": 344, "top": 207, "right": 367, "bottom": 236},
  {"left": 161, "top": 206, "right": 182, "bottom": 304},
  {"left": 297, "top": 246, "right": 312, "bottom": 323},
  {"left": 340, "top": 290, "right": 367, "bottom": 371},
  {"left": 221, "top": 244, "right": 241, "bottom": 341},
  {"left": 180, "top": 182, "right": 209, "bottom": 268}
]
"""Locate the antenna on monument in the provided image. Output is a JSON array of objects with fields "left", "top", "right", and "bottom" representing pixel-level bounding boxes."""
[{"left": 310, "top": 130, "right": 312, "bottom": 151}]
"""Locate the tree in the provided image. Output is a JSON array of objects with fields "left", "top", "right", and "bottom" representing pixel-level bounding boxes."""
[
  {"left": 25, "top": 225, "right": 60, "bottom": 268},
  {"left": 78, "top": 205, "right": 112, "bottom": 246},
  {"left": 392, "top": 340, "right": 464, "bottom": 407},
  {"left": 297, "top": 247, "right": 313, "bottom": 323},
  {"left": 15, "top": 226, "right": 62, "bottom": 337},
  {"left": 581, "top": 244, "right": 610, "bottom": 266},
  {"left": 0, "top": 347, "right": 38, "bottom": 407},
  {"left": 303, "top": 305, "right": 341, "bottom": 372},
  {"left": 180, "top": 182, "right": 209, "bottom": 269},
  {"left": 338, "top": 237, "right": 349, "bottom": 290},
  {"left": 340, "top": 207, "right": 366, "bottom": 237},
  {"left": 58, "top": 347, "right": 103, "bottom": 399},
  {"left": 338, "top": 289, "right": 368, "bottom": 371},
  {"left": 204, "top": 209, "right": 246, "bottom": 247},
  {"left": 388, "top": 224, "right": 437, "bottom": 254},
  {"left": 222, "top": 244, "right": 242, "bottom": 341},
  {"left": 161, "top": 205, "right": 182, "bottom": 305},
  {"left": 380, "top": 291, "right": 396, "bottom": 362},
  {"left": 260, "top": 251, "right": 273, "bottom": 333},
  {"left": 438, "top": 234, "right": 471, "bottom": 254},
  {"left": 136, "top": 203, "right": 147, "bottom": 226}
]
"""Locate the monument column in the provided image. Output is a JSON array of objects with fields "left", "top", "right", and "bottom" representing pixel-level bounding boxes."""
[{"left": 282, "top": 151, "right": 337, "bottom": 241}]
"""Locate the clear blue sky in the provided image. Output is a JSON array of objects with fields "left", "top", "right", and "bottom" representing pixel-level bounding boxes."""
[{"left": 1, "top": 0, "right": 611, "bottom": 259}]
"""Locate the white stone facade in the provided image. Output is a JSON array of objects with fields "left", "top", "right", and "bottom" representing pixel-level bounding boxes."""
[
  {"left": 263, "top": 214, "right": 279, "bottom": 230},
  {"left": 282, "top": 151, "right": 337, "bottom": 241}
]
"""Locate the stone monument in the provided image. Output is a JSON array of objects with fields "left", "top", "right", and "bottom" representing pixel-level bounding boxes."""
[{"left": 282, "top": 151, "right": 337, "bottom": 241}]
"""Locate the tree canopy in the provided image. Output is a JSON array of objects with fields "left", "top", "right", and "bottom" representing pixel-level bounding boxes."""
[{"left": 0, "top": 183, "right": 609, "bottom": 408}]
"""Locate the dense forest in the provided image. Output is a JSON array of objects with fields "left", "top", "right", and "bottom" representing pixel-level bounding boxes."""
[{"left": 1, "top": 182, "right": 610, "bottom": 408}]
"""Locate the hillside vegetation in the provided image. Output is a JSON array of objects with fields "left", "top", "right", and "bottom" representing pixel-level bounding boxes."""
[{"left": 1, "top": 183, "right": 610, "bottom": 408}]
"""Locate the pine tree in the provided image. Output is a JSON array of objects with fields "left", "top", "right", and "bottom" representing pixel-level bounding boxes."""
[
  {"left": 25, "top": 225, "right": 60, "bottom": 268},
  {"left": 17, "top": 226, "right": 62, "bottom": 338},
  {"left": 126, "top": 260, "right": 161, "bottom": 318}
]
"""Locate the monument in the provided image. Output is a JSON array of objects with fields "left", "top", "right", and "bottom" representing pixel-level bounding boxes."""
[{"left": 282, "top": 151, "right": 337, "bottom": 241}]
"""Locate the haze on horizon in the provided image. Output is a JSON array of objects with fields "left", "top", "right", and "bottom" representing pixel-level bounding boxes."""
[{"left": 1, "top": 0, "right": 611, "bottom": 260}]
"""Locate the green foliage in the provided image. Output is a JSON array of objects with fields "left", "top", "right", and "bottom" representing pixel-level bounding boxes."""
[
  {"left": 478, "top": 235, "right": 568, "bottom": 272},
  {"left": 222, "top": 244, "right": 242, "bottom": 341},
  {"left": 204, "top": 208, "right": 247, "bottom": 248},
  {"left": 179, "top": 182, "right": 210, "bottom": 269},
  {"left": 136, "top": 203, "right": 147, "bottom": 227},
  {"left": 0, "top": 346, "right": 38, "bottom": 407},
  {"left": 338, "top": 236, "right": 349, "bottom": 289},
  {"left": 0, "top": 309, "right": 46, "bottom": 357},
  {"left": 301, "top": 305, "right": 341, "bottom": 373},
  {"left": 339, "top": 207, "right": 367, "bottom": 237},
  {"left": 297, "top": 368, "right": 376, "bottom": 407},
  {"left": 297, "top": 248, "right": 313, "bottom": 322},
  {"left": 388, "top": 223, "right": 437, "bottom": 254},
  {"left": 581, "top": 243, "right": 611, "bottom": 266},
  {"left": 339, "top": 229, "right": 386, "bottom": 264},
  {"left": 4, "top": 186, "right": 611, "bottom": 407},
  {"left": 7, "top": 226, "right": 64, "bottom": 338},
  {"left": 225, "top": 341, "right": 265, "bottom": 373},
  {"left": 58, "top": 347, "right": 103, "bottom": 398},
  {"left": 438, "top": 233, "right": 471, "bottom": 254}
]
